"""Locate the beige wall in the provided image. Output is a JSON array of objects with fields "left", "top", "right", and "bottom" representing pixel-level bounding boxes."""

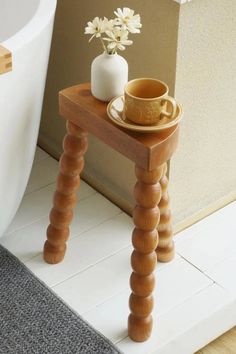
[
  {"left": 40, "top": 0, "right": 236, "bottom": 230},
  {"left": 39, "top": 0, "right": 180, "bottom": 213},
  {"left": 170, "top": 0, "right": 236, "bottom": 228}
]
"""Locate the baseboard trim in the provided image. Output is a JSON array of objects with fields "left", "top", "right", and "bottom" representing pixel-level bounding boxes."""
[
  {"left": 174, "top": 191, "right": 236, "bottom": 234},
  {"left": 38, "top": 134, "right": 62, "bottom": 160}
]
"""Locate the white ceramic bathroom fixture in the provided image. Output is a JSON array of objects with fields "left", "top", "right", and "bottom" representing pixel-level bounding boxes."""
[{"left": 0, "top": 0, "right": 57, "bottom": 238}]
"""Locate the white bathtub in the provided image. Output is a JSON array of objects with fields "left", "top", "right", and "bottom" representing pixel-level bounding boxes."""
[{"left": 0, "top": 0, "right": 57, "bottom": 237}]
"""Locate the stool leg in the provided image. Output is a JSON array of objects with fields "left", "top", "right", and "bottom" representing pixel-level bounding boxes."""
[
  {"left": 44, "top": 121, "right": 88, "bottom": 264},
  {"left": 128, "top": 164, "right": 163, "bottom": 342},
  {"left": 156, "top": 162, "right": 175, "bottom": 262}
]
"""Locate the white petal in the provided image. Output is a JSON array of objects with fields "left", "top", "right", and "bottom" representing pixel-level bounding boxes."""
[
  {"left": 85, "top": 27, "right": 95, "bottom": 35},
  {"left": 117, "top": 43, "right": 125, "bottom": 50},
  {"left": 133, "top": 14, "right": 141, "bottom": 21},
  {"left": 120, "top": 29, "right": 129, "bottom": 40},
  {"left": 113, "top": 27, "right": 120, "bottom": 35},
  {"left": 115, "top": 8, "right": 123, "bottom": 18},
  {"left": 108, "top": 42, "right": 117, "bottom": 49},
  {"left": 105, "top": 30, "right": 115, "bottom": 40},
  {"left": 128, "top": 27, "right": 140, "bottom": 34},
  {"left": 132, "top": 20, "right": 142, "bottom": 28},
  {"left": 123, "top": 7, "right": 131, "bottom": 17},
  {"left": 105, "top": 21, "right": 115, "bottom": 32},
  {"left": 122, "top": 39, "right": 133, "bottom": 46},
  {"left": 93, "top": 17, "right": 100, "bottom": 26},
  {"left": 130, "top": 9, "right": 135, "bottom": 17}
]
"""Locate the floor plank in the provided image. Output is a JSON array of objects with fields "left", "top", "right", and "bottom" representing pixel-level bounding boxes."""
[
  {"left": 84, "top": 257, "right": 212, "bottom": 344},
  {"left": 117, "top": 285, "right": 235, "bottom": 354},
  {"left": 25, "top": 212, "right": 129, "bottom": 287},
  {"left": 53, "top": 246, "right": 132, "bottom": 314},
  {"left": 176, "top": 202, "right": 236, "bottom": 272},
  {"left": 25, "top": 157, "right": 59, "bottom": 194},
  {"left": 206, "top": 253, "right": 236, "bottom": 296},
  {"left": 34, "top": 147, "right": 49, "bottom": 162},
  {"left": 1, "top": 150, "right": 236, "bottom": 354},
  {"left": 5, "top": 180, "right": 95, "bottom": 235}
]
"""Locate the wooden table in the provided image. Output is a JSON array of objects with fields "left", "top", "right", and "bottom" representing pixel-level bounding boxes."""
[{"left": 43, "top": 83, "right": 180, "bottom": 342}]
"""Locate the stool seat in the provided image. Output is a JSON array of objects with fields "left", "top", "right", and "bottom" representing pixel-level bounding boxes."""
[{"left": 59, "top": 83, "right": 179, "bottom": 170}]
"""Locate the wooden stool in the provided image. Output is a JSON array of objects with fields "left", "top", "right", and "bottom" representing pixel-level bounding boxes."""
[{"left": 43, "top": 83, "right": 179, "bottom": 342}]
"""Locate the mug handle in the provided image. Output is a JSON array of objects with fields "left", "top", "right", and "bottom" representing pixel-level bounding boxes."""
[{"left": 160, "top": 96, "right": 177, "bottom": 119}]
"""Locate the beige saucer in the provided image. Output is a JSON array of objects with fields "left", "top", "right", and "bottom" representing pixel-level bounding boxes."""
[{"left": 107, "top": 95, "right": 183, "bottom": 133}]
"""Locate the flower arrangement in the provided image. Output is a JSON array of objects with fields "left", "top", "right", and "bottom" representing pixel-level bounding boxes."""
[{"left": 85, "top": 7, "right": 142, "bottom": 54}]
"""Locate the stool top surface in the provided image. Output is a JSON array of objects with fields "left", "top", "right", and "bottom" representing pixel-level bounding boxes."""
[{"left": 59, "top": 83, "right": 179, "bottom": 170}]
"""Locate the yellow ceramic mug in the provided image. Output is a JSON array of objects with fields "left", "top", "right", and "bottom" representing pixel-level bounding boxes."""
[{"left": 124, "top": 78, "right": 177, "bottom": 125}]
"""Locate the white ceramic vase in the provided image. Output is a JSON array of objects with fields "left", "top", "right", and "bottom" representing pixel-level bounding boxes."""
[{"left": 91, "top": 52, "right": 128, "bottom": 102}]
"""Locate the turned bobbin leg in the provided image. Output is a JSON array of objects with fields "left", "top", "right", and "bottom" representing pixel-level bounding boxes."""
[
  {"left": 128, "top": 164, "right": 163, "bottom": 342},
  {"left": 156, "top": 162, "right": 175, "bottom": 262},
  {"left": 44, "top": 121, "right": 88, "bottom": 264}
]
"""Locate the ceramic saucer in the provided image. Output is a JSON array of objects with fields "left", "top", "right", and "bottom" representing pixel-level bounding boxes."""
[{"left": 107, "top": 95, "right": 182, "bottom": 133}]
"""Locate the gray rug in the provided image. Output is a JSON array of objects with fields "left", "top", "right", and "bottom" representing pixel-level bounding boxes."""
[{"left": 0, "top": 245, "right": 122, "bottom": 354}]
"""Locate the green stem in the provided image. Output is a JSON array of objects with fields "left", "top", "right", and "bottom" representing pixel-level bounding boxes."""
[
  {"left": 112, "top": 46, "right": 117, "bottom": 55},
  {"left": 100, "top": 37, "right": 107, "bottom": 53}
]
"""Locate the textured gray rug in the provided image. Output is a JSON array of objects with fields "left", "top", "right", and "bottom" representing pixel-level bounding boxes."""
[{"left": 0, "top": 245, "right": 122, "bottom": 354}]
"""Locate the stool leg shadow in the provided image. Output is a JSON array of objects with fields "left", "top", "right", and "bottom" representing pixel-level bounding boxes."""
[{"left": 156, "top": 162, "right": 175, "bottom": 262}]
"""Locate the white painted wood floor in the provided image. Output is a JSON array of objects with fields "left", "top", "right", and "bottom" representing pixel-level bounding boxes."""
[{"left": 1, "top": 147, "right": 236, "bottom": 354}]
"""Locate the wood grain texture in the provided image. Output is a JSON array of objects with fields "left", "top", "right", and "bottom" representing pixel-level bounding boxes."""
[
  {"left": 0, "top": 45, "right": 12, "bottom": 74},
  {"left": 44, "top": 121, "right": 88, "bottom": 264},
  {"left": 196, "top": 327, "right": 236, "bottom": 354},
  {"left": 128, "top": 165, "right": 164, "bottom": 342},
  {"left": 59, "top": 83, "right": 179, "bottom": 171}
]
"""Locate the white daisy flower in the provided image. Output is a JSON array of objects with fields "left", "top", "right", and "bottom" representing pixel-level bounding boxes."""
[
  {"left": 104, "top": 27, "right": 133, "bottom": 51},
  {"left": 85, "top": 17, "right": 106, "bottom": 42},
  {"left": 103, "top": 17, "right": 115, "bottom": 32},
  {"left": 114, "top": 7, "right": 142, "bottom": 33}
]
